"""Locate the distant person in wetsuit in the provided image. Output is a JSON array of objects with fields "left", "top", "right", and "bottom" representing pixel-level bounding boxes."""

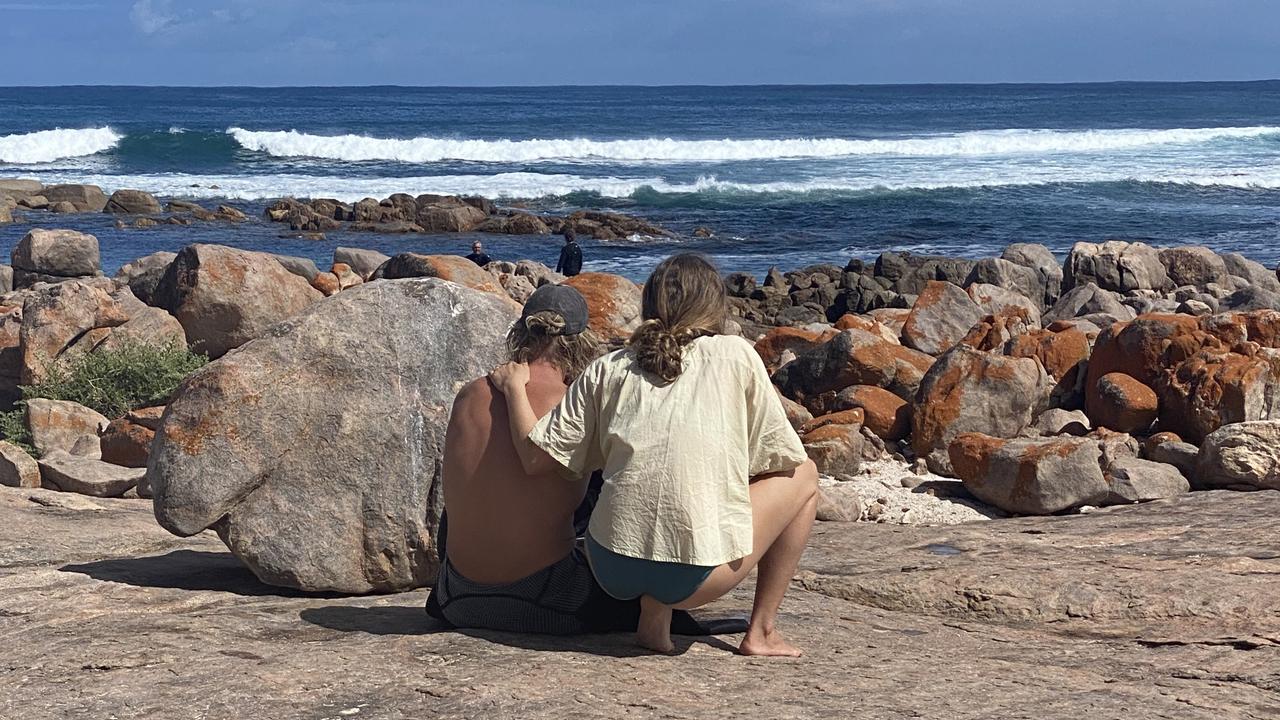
[
  {"left": 465, "top": 241, "right": 492, "bottom": 267},
  {"left": 556, "top": 228, "right": 583, "bottom": 277}
]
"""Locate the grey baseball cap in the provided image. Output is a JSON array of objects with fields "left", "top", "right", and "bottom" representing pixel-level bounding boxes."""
[{"left": 520, "top": 284, "right": 589, "bottom": 335}]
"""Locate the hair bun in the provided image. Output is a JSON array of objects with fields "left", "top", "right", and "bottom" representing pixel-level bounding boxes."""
[
  {"left": 524, "top": 311, "right": 567, "bottom": 336},
  {"left": 629, "top": 319, "right": 684, "bottom": 383}
]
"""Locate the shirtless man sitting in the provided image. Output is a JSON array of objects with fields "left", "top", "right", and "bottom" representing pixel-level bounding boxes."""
[{"left": 427, "top": 284, "right": 717, "bottom": 635}]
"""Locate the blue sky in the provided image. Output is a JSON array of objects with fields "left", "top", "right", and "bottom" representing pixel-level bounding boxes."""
[{"left": 2, "top": 0, "right": 1278, "bottom": 86}]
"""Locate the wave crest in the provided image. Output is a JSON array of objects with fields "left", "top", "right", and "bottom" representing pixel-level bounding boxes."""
[
  {"left": 0, "top": 127, "right": 123, "bottom": 164},
  {"left": 226, "top": 126, "right": 1280, "bottom": 164}
]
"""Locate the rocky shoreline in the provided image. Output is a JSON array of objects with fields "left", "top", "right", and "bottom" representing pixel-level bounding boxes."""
[
  {"left": 3, "top": 175, "right": 1280, "bottom": 593},
  {"left": 0, "top": 179, "right": 674, "bottom": 241},
  {"left": 3, "top": 176, "right": 1280, "bottom": 715}
]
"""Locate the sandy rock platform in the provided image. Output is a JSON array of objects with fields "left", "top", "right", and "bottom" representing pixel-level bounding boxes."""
[{"left": 1, "top": 486, "right": 1277, "bottom": 719}]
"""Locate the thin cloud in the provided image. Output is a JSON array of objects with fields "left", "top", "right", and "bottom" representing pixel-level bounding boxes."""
[{"left": 130, "top": 0, "right": 178, "bottom": 35}]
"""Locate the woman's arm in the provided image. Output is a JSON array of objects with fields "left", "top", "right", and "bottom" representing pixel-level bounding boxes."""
[{"left": 489, "top": 362, "right": 562, "bottom": 476}]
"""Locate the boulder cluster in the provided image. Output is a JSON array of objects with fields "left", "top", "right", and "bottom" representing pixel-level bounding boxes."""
[
  {"left": 4, "top": 177, "right": 1280, "bottom": 593},
  {"left": 264, "top": 194, "right": 673, "bottom": 240},
  {"left": 0, "top": 180, "right": 246, "bottom": 228},
  {"left": 747, "top": 241, "right": 1280, "bottom": 516}
]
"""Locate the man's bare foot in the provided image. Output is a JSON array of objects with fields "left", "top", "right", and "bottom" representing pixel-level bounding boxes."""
[
  {"left": 636, "top": 596, "right": 675, "bottom": 654},
  {"left": 739, "top": 625, "right": 803, "bottom": 657}
]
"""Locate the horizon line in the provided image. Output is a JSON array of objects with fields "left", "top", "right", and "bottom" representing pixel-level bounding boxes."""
[{"left": 2, "top": 78, "right": 1279, "bottom": 91}]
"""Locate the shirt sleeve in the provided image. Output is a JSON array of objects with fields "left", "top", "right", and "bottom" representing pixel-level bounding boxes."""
[
  {"left": 529, "top": 361, "right": 604, "bottom": 478},
  {"left": 740, "top": 341, "right": 809, "bottom": 476}
]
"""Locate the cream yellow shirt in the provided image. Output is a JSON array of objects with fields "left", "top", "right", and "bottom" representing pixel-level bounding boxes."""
[{"left": 529, "top": 334, "right": 808, "bottom": 566}]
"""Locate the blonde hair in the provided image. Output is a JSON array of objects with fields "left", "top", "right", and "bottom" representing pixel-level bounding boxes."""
[
  {"left": 506, "top": 310, "right": 603, "bottom": 383},
  {"left": 627, "top": 253, "right": 728, "bottom": 383}
]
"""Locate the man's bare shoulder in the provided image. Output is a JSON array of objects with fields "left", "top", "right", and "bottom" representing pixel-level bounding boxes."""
[{"left": 452, "top": 377, "right": 497, "bottom": 418}]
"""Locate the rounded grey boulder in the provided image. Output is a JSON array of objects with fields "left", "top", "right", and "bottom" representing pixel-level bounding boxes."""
[{"left": 148, "top": 278, "right": 520, "bottom": 594}]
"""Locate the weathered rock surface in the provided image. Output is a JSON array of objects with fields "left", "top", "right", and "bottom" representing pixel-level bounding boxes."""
[
  {"left": 334, "top": 247, "right": 391, "bottom": 280},
  {"left": 114, "top": 251, "right": 176, "bottom": 305},
  {"left": 100, "top": 417, "right": 155, "bottom": 468},
  {"left": 912, "top": 346, "right": 1049, "bottom": 475},
  {"left": 153, "top": 244, "right": 323, "bottom": 358},
  {"left": 11, "top": 228, "right": 102, "bottom": 286},
  {"left": 901, "top": 280, "right": 983, "bottom": 356},
  {"left": 4, "top": 485, "right": 1278, "bottom": 719},
  {"left": 26, "top": 398, "right": 108, "bottom": 459},
  {"left": 1196, "top": 420, "right": 1280, "bottom": 490},
  {"left": 149, "top": 279, "right": 520, "bottom": 593},
  {"left": 831, "top": 384, "right": 910, "bottom": 441},
  {"left": 104, "top": 189, "right": 163, "bottom": 215},
  {"left": 1064, "top": 241, "right": 1168, "bottom": 293},
  {"left": 41, "top": 183, "right": 108, "bottom": 212},
  {"left": 0, "top": 441, "right": 40, "bottom": 487},
  {"left": 949, "top": 433, "right": 1110, "bottom": 514},
  {"left": 37, "top": 451, "right": 143, "bottom": 497},
  {"left": 1089, "top": 372, "right": 1159, "bottom": 434},
  {"left": 562, "top": 272, "right": 643, "bottom": 341},
  {"left": 774, "top": 328, "right": 935, "bottom": 406},
  {"left": 1103, "top": 457, "right": 1189, "bottom": 504},
  {"left": 19, "top": 280, "right": 129, "bottom": 384}
]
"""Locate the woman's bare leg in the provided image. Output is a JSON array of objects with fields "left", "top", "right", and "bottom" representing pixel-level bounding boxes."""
[
  {"left": 636, "top": 595, "right": 674, "bottom": 653},
  {"left": 674, "top": 460, "right": 819, "bottom": 656}
]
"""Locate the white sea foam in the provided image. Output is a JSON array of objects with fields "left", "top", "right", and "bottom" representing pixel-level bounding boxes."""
[
  {"left": 0, "top": 127, "right": 123, "bottom": 165},
  {"left": 226, "top": 126, "right": 1280, "bottom": 164},
  {"left": 25, "top": 167, "right": 1280, "bottom": 204}
]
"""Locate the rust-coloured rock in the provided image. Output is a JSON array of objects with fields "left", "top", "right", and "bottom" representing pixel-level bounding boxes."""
[
  {"left": 562, "top": 272, "right": 642, "bottom": 342},
  {"left": 753, "top": 326, "right": 838, "bottom": 373},
  {"left": 1090, "top": 372, "right": 1159, "bottom": 434},
  {"left": 832, "top": 385, "right": 911, "bottom": 441}
]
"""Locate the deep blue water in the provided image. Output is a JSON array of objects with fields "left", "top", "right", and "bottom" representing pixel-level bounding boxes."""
[{"left": 1, "top": 83, "right": 1279, "bottom": 279}]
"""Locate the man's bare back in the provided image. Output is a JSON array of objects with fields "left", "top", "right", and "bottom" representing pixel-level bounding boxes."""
[{"left": 441, "top": 360, "right": 587, "bottom": 585}]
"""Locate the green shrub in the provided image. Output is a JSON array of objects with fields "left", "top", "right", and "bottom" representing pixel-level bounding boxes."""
[
  {"left": 0, "top": 342, "right": 206, "bottom": 459},
  {"left": 0, "top": 408, "right": 35, "bottom": 456},
  {"left": 21, "top": 341, "right": 208, "bottom": 420}
]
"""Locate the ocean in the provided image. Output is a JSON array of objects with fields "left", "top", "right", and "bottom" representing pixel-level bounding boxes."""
[{"left": 2, "top": 83, "right": 1279, "bottom": 280}]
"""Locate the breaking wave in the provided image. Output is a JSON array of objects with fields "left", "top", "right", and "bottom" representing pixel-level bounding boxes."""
[
  {"left": 0, "top": 127, "right": 123, "bottom": 164},
  {"left": 225, "top": 126, "right": 1280, "bottom": 164}
]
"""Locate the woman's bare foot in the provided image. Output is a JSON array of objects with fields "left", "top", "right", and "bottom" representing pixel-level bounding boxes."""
[
  {"left": 739, "top": 624, "right": 803, "bottom": 657},
  {"left": 636, "top": 596, "right": 675, "bottom": 654}
]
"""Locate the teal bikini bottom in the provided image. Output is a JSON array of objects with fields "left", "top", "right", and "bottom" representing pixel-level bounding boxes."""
[{"left": 585, "top": 534, "right": 716, "bottom": 606}]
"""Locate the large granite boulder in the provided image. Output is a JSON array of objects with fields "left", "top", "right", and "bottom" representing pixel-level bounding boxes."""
[
  {"left": 41, "top": 184, "right": 108, "bottom": 213},
  {"left": 964, "top": 259, "right": 1044, "bottom": 311},
  {"left": 377, "top": 254, "right": 509, "bottom": 299},
  {"left": 1089, "top": 372, "right": 1159, "bottom": 434},
  {"left": 1001, "top": 243, "right": 1063, "bottom": 307},
  {"left": 1063, "top": 241, "right": 1168, "bottom": 293},
  {"left": 26, "top": 398, "right": 108, "bottom": 459},
  {"left": 949, "top": 433, "right": 1110, "bottom": 515},
  {"left": 1103, "top": 457, "right": 1189, "bottom": 504},
  {"left": 1222, "top": 253, "right": 1280, "bottom": 293},
  {"left": 334, "top": 247, "right": 391, "bottom": 280},
  {"left": 153, "top": 244, "right": 323, "bottom": 358},
  {"left": 11, "top": 229, "right": 102, "bottom": 287},
  {"left": 149, "top": 278, "right": 520, "bottom": 594},
  {"left": 902, "top": 281, "right": 983, "bottom": 356},
  {"left": 773, "top": 328, "right": 935, "bottom": 406},
  {"left": 104, "top": 189, "right": 163, "bottom": 215},
  {"left": 1158, "top": 246, "right": 1229, "bottom": 289},
  {"left": 0, "top": 441, "right": 40, "bottom": 488},
  {"left": 114, "top": 251, "right": 176, "bottom": 305},
  {"left": 563, "top": 272, "right": 643, "bottom": 342},
  {"left": 912, "top": 345, "right": 1049, "bottom": 476},
  {"left": 19, "top": 280, "right": 129, "bottom": 384},
  {"left": 1044, "top": 283, "right": 1134, "bottom": 326},
  {"left": 38, "top": 451, "right": 143, "bottom": 498},
  {"left": 1195, "top": 420, "right": 1280, "bottom": 491}
]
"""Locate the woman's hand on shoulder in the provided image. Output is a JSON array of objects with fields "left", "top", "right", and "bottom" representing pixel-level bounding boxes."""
[{"left": 488, "top": 361, "right": 531, "bottom": 396}]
